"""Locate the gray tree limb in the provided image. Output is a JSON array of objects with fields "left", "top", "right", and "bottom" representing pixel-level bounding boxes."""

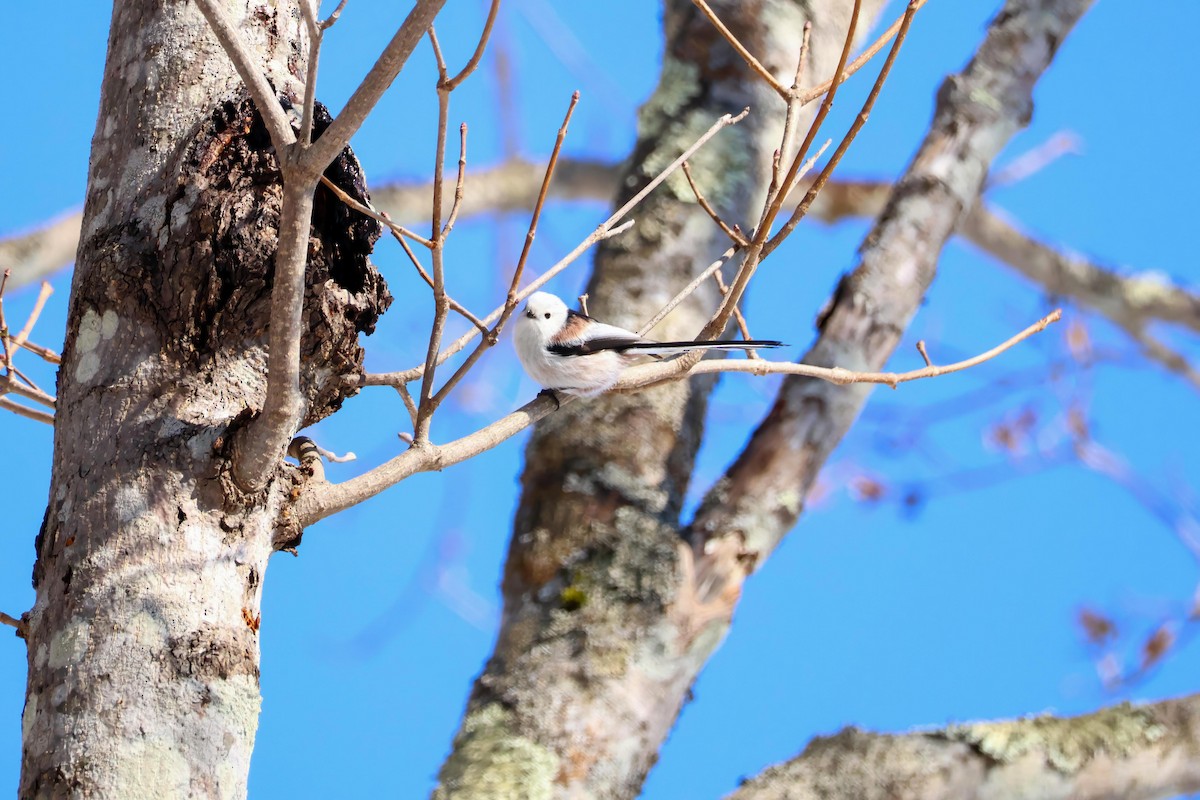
[
  {"left": 686, "top": 0, "right": 1096, "bottom": 573},
  {"left": 432, "top": 2, "right": 890, "bottom": 798},
  {"left": 726, "top": 695, "right": 1200, "bottom": 800}
]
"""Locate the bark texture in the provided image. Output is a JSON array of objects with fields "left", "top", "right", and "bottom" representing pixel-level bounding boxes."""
[
  {"left": 434, "top": 2, "right": 887, "bottom": 798},
  {"left": 436, "top": 0, "right": 1099, "bottom": 798},
  {"left": 686, "top": 0, "right": 1094, "bottom": 570},
  {"left": 727, "top": 695, "right": 1200, "bottom": 800},
  {"left": 20, "top": 2, "right": 386, "bottom": 797}
]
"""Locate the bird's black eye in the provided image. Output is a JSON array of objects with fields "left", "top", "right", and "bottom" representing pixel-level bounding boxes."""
[
  {"left": 525, "top": 310, "right": 535, "bottom": 319},
  {"left": 544, "top": 312, "right": 552, "bottom": 320}
]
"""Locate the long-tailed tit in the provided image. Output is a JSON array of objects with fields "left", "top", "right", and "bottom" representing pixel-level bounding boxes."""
[{"left": 513, "top": 291, "right": 784, "bottom": 397}]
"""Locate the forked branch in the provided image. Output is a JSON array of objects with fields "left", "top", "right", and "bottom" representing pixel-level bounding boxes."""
[{"left": 298, "top": 308, "right": 1060, "bottom": 526}]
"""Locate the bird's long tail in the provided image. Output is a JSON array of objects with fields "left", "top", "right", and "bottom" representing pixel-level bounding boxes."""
[{"left": 621, "top": 339, "right": 785, "bottom": 356}]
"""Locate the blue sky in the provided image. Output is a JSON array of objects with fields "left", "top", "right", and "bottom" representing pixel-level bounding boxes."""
[{"left": 2, "top": 1, "right": 1199, "bottom": 797}]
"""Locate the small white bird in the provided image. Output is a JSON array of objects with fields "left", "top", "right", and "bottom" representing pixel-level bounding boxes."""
[{"left": 513, "top": 291, "right": 784, "bottom": 397}]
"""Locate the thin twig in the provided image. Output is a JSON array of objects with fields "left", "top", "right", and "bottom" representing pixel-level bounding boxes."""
[
  {"left": 626, "top": 309, "right": 1064, "bottom": 390},
  {"left": 443, "top": 0, "right": 502, "bottom": 91},
  {"left": 442, "top": 123, "right": 469, "bottom": 238},
  {"left": 758, "top": 0, "right": 861, "bottom": 239},
  {"left": 690, "top": 0, "right": 788, "bottom": 97},
  {"left": 5, "top": 338, "right": 60, "bottom": 365},
  {"left": 13, "top": 281, "right": 53, "bottom": 347},
  {"left": 915, "top": 340, "right": 932, "bottom": 367},
  {"left": 392, "top": 226, "right": 489, "bottom": 333},
  {"left": 368, "top": 108, "right": 749, "bottom": 387},
  {"left": 712, "top": 269, "right": 758, "bottom": 356},
  {"left": 428, "top": 91, "right": 581, "bottom": 410},
  {"left": 396, "top": 384, "right": 419, "bottom": 428},
  {"left": 299, "top": 310, "right": 1061, "bottom": 527},
  {"left": 319, "top": 175, "right": 433, "bottom": 248},
  {"left": 772, "top": 21, "right": 813, "bottom": 195},
  {"left": 682, "top": 161, "right": 748, "bottom": 246},
  {"left": 764, "top": 0, "right": 919, "bottom": 258},
  {"left": 0, "top": 396, "right": 53, "bottom": 425},
  {"left": 0, "top": 269, "right": 11, "bottom": 377},
  {"left": 306, "top": 0, "right": 448, "bottom": 170},
  {"left": 320, "top": 0, "right": 350, "bottom": 31},
  {"left": 8, "top": 364, "right": 43, "bottom": 394},
  {"left": 796, "top": 0, "right": 929, "bottom": 105},
  {"left": 298, "top": 0, "right": 321, "bottom": 145},
  {"left": 317, "top": 174, "right": 485, "bottom": 332},
  {"left": 989, "top": 130, "right": 1082, "bottom": 187},
  {"left": 414, "top": 25, "right": 455, "bottom": 443},
  {"left": 505, "top": 92, "right": 580, "bottom": 307},
  {"left": 0, "top": 374, "right": 55, "bottom": 408},
  {"left": 639, "top": 245, "right": 739, "bottom": 336},
  {"left": 702, "top": 0, "right": 863, "bottom": 340}
]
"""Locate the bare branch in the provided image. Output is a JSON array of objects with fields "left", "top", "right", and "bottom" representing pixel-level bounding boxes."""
[
  {"left": 229, "top": 185, "right": 316, "bottom": 490},
  {"left": 296, "top": 393, "right": 562, "bottom": 526},
  {"left": 0, "top": 210, "right": 80, "bottom": 290},
  {"left": 194, "top": 0, "right": 296, "bottom": 152},
  {"left": 1124, "top": 325, "right": 1200, "bottom": 392},
  {"left": 0, "top": 374, "right": 55, "bottom": 409},
  {"left": 306, "top": 0, "right": 449, "bottom": 171},
  {"left": 12, "top": 281, "right": 53, "bottom": 348},
  {"left": 298, "top": 0, "right": 322, "bottom": 146},
  {"left": 366, "top": 108, "right": 749, "bottom": 387},
  {"left": 301, "top": 308, "right": 1059, "bottom": 526},
  {"left": 0, "top": 396, "right": 53, "bottom": 425},
  {"left": 772, "top": 21, "right": 813, "bottom": 195},
  {"left": 624, "top": 309, "right": 1060, "bottom": 390},
  {"left": 763, "top": 0, "right": 919, "bottom": 257},
  {"left": 413, "top": 25, "right": 456, "bottom": 443},
  {"left": 796, "top": 0, "right": 931, "bottom": 105},
  {"left": 687, "top": 0, "right": 1095, "bottom": 574},
  {"left": 424, "top": 93, "right": 581, "bottom": 414},
  {"left": 0, "top": 610, "right": 26, "bottom": 636},
  {"left": 0, "top": 269, "right": 11, "bottom": 378},
  {"left": 319, "top": 175, "right": 434, "bottom": 249},
  {"left": 960, "top": 202, "right": 1200, "bottom": 334},
  {"left": 319, "top": 172, "right": 489, "bottom": 331},
  {"left": 320, "top": 0, "right": 349, "bottom": 31},
  {"left": 702, "top": 0, "right": 866, "bottom": 341},
  {"left": 638, "top": 245, "right": 739, "bottom": 337},
  {"left": 682, "top": 161, "right": 749, "bottom": 246},
  {"left": 726, "top": 695, "right": 1200, "bottom": 800},
  {"left": 442, "top": 123, "right": 469, "bottom": 238},
  {"left": 17, "top": 167, "right": 1200, "bottom": 353},
  {"left": 443, "top": 0, "right": 501, "bottom": 91},
  {"left": 690, "top": 0, "right": 788, "bottom": 97},
  {"left": 712, "top": 269, "right": 757, "bottom": 354}
]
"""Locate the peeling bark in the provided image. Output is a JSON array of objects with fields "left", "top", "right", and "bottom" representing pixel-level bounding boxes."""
[{"left": 20, "top": 1, "right": 386, "bottom": 797}]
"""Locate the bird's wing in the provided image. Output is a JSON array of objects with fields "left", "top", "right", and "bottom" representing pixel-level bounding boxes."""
[{"left": 547, "top": 321, "right": 645, "bottom": 356}]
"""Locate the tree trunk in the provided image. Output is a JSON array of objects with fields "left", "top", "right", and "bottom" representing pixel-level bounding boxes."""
[
  {"left": 433, "top": 3, "right": 887, "bottom": 798},
  {"left": 20, "top": 2, "right": 387, "bottom": 797}
]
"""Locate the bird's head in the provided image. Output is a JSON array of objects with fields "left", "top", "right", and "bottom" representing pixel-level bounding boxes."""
[{"left": 520, "top": 292, "right": 570, "bottom": 341}]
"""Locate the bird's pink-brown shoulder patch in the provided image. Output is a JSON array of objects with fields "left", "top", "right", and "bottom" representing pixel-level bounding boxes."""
[{"left": 552, "top": 309, "right": 594, "bottom": 343}]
